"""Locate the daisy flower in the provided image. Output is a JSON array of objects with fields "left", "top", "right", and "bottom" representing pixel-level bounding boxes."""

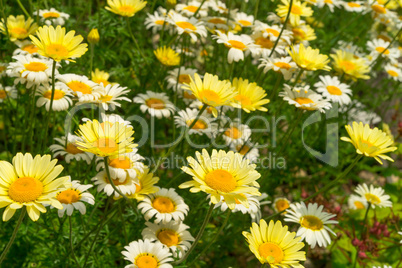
[
  {"left": 13, "top": 40, "right": 40, "bottom": 56},
  {"left": 0, "top": 85, "right": 17, "bottom": 103},
  {"left": 230, "top": 142, "right": 260, "bottom": 163},
  {"left": 125, "top": 167, "right": 160, "bottom": 201},
  {"left": 314, "top": 75, "right": 352, "bottom": 106},
  {"left": 0, "top": 15, "right": 38, "bottom": 42},
  {"left": 250, "top": 31, "right": 286, "bottom": 58},
  {"left": 174, "top": 108, "right": 217, "bottom": 137},
  {"left": 36, "top": 82, "right": 73, "bottom": 111},
  {"left": 316, "top": 0, "right": 342, "bottom": 12},
  {"left": 222, "top": 121, "right": 252, "bottom": 146},
  {"left": 214, "top": 31, "right": 258, "bottom": 63},
  {"left": 0, "top": 153, "right": 70, "bottom": 221},
  {"left": 384, "top": 63, "right": 402, "bottom": 81},
  {"left": 210, "top": 1, "right": 229, "bottom": 14},
  {"left": 343, "top": 1, "right": 366, "bottom": 12},
  {"left": 91, "top": 68, "right": 111, "bottom": 86},
  {"left": 287, "top": 43, "right": 331, "bottom": 71},
  {"left": 94, "top": 83, "right": 131, "bottom": 110},
  {"left": 354, "top": 183, "right": 392, "bottom": 208},
  {"left": 273, "top": 197, "right": 292, "bottom": 213},
  {"left": 134, "top": 91, "right": 175, "bottom": 119},
  {"left": 96, "top": 150, "right": 144, "bottom": 181},
  {"left": 54, "top": 180, "right": 94, "bottom": 217},
  {"left": 202, "top": 16, "right": 233, "bottom": 32},
  {"left": 253, "top": 21, "right": 292, "bottom": 44},
  {"left": 30, "top": 25, "right": 88, "bottom": 61},
  {"left": 169, "top": 12, "right": 207, "bottom": 41},
  {"left": 0, "top": 63, "right": 7, "bottom": 77},
  {"left": 142, "top": 221, "right": 195, "bottom": 257},
  {"left": 342, "top": 101, "right": 381, "bottom": 125},
  {"left": 50, "top": 135, "right": 93, "bottom": 164},
  {"left": 348, "top": 194, "right": 368, "bottom": 210},
  {"left": 331, "top": 49, "right": 370, "bottom": 80},
  {"left": 285, "top": 202, "right": 338, "bottom": 248},
  {"left": 367, "top": 38, "right": 399, "bottom": 63},
  {"left": 235, "top": 12, "right": 254, "bottom": 27},
  {"left": 165, "top": 67, "right": 197, "bottom": 92},
  {"left": 92, "top": 169, "right": 137, "bottom": 198},
  {"left": 145, "top": 11, "right": 170, "bottom": 34},
  {"left": 176, "top": 1, "right": 208, "bottom": 17},
  {"left": 399, "top": 231, "right": 402, "bottom": 244},
  {"left": 232, "top": 77, "right": 270, "bottom": 113},
  {"left": 57, "top": 74, "right": 102, "bottom": 102},
  {"left": 291, "top": 23, "right": 317, "bottom": 44},
  {"left": 243, "top": 220, "right": 306, "bottom": 267},
  {"left": 154, "top": 46, "right": 180, "bottom": 66},
  {"left": 276, "top": 0, "right": 313, "bottom": 26},
  {"left": 259, "top": 56, "right": 297, "bottom": 80},
  {"left": 138, "top": 188, "right": 189, "bottom": 223},
  {"left": 38, "top": 8, "right": 70, "bottom": 25},
  {"left": 87, "top": 28, "right": 100, "bottom": 44},
  {"left": 341, "top": 122, "right": 397, "bottom": 164},
  {"left": 105, "top": 0, "right": 147, "bottom": 17},
  {"left": 121, "top": 239, "right": 173, "bottom": 268},
  {"left": 179, "top": 149, "right": 261, "bottom": 209}
]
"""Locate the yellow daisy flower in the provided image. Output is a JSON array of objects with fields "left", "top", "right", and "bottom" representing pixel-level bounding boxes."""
[
  {"left": 0, "top": 15, "right": 38, "bottom": 42},
  {"left": 75, "top": 119, "right": 137, "bottom": 157},
  {"left": 287, "top": 43, "right": 331, "bottom": 71},
  {"left": 126, "top": 167, "right": 160, "bottom": 201},
  {"left": 91, "top": 68, "right": 111, "bottom": 86},
  {"left": 243, "top": 220, "right": 306, "bottom": 267},
  {"left": 341, "top": 121, "right": 397, "bottom": 164},
  {"left": 276, "top": 0, "right": 313, "bottom": 26},
  {"left": 29, "top": 25, "right": 88, "bottom": 62},
  {"left": 105, "top": 0, "right": 147, "bottom": 17},
  {"left": 179, "top": 149, "right": 261, "bottom": 210},
  {"left": 330, "top": 50, "right": 370, "bottom": 80},
  {"left": 232, "top": 78, "right": 270, "bottom": 113},
  {"left": 0, "top": 153, "right": 70, "bottom": 221},
  {"left": 154, "top": 46, "right": 180, "bottom": 66}
]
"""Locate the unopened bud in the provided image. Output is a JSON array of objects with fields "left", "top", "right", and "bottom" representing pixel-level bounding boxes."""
[
  {"left": 358, "top": 251, "right": 368, "bottom": 259},
  {"left": 88, "top": 28, "right": 99, "bottom": 44}
]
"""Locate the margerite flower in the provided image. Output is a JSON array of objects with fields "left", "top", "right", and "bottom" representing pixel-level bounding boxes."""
[
  {"left": 214, "top": 31, "right": 258, "bottom": 63},
  {"left": 54, "top": 180, "right": 94, "bottom": 217},
  {"left": 203, "top": 16, "right": 233, "bottom": 32},
  {"left": 367, "top": 38, "right": 399, "bottom": 63},
  {"left": 250, "top": 31, "right": 286, "bottom": 58},
  {"left": 285, "top": 202, "right": 338, "bottom": 248},
  {"left": 253, "top": 21, "right": 292, "bottom": 45},
  {"left": 0, "top": 15, "right": 38, "bottom": 42},
  {"left": 176, "top": 1, "right": 208, "bottom": 17},
  {"left": 348, "top": 194, "right": 368, "bottom": 210},
  {"left": 316, "top": 0, "right": 342, "bottom": 12},
  {"left": 259, "top": 56, "right": 297, "bottom": 80},
  {"left": 182, "top": 73, "right": 238, "bottom": 117},
  {"left": 222, "top": 121, "right": 252, "bottom": 146},
  {"left": 169, "top": 12, "right": 207, "bottom": 41},
  {"left": 13, "top": 40, "right": 40, "bottom": 56},
  {"left": 50, "top": 135, "right": 93, "bottom": 164},
  {"left": 91, "top": 68, "right": 111, "bottom": 86},
  {"left": 125, "top": 167, "right": 159, "bottom": 201},
  {"left": 287, "top": 43, "right": 331, "bottom": 71},
  {"left": 142, "top": 221, "right": 195, "bottom": 257},
  {"left": 166, "top": 67, "right": 197, "bottom": 92},
  {"left": 122, "top": 239, "right": 173, "bottom": 268},
  {"left": 179, "top": 149, "right": 261, "bottom": 209},
  {"left": 341, "top": 122, "right": 397, "bottom": 164},
  {"left": 331, "top": 49, "right": 370, "bottom": 80},
  {"left": 134, "top": 91, "right": 175, "bottom": 119},
  {"left": 174, "top": 108, "right": 217, "bottom": 137},
  {"left": 372, "top": 265, "right": 392, "bottom": 268},
  {"left": 92, "top": 169, "right": 137, "bottom": 197},
  {"left": 36, "top": 82, "right": 73, "bottom": 111},
  {"left": 243, "top": 220, "right": 306, "bottom": 267},
  {"left": 234, "top": 12, "right": 254, "bottom": 27},
  {"left": 138, "top": 188, "right": 189, "bottom": 223},
  {"left": 291, "top": 23, "right": 317, "bottom": 44},
  {"left": 276, "top": 0, "right": 313, "bottom": 26},
  {"left": 0, "top": 153, "right": 70, "bottom": 221},
  {"left": 230, "top": 142, "right": 260, "bottom": 163},
  {"left": 75, "top": 119, "right": 137, "bottom": 157},
  {"left": 343, "top": 1, "right": 366, "bottom": 12},
  {"left": 342, "top": 100, "right": 381, "bottom": 125},
  {"left": 279, "top": 84, "right": 332, "bottom": 113},
  {"left": 354, "top": 183, "right": 392, "bottom": 208},
  {"left": 314, "top": 75, "right": 352, "bottom": 106},
  {"left": 0, "top": 63, "right": 7, "bottom": 77},
  {"left": 93, "top": 83, "right": 131, "bottom": 111},
  {"left": 57, "top": 74, "right": 102, "bottom": 102},
  {"left": 145, "top": 11, "right": 170, "bottom": 34},
  {"left": 154, "top": 46, "right": 180, "bottom": 66},
  {"left": 105, "top": 0, "right": 147, "bottom": 17},
  {"left": 30, "top": 25, "right": 88, "bottom": 62},
  {"left": 384, "top": 63, "right": 402, "bottom": 81},
  {"left": 38, "top": 8, "right": 70, "bottom": 25},
  {"left": 0, "top": 85, "right": 17, "bottom": 103},
  {"left": 273, "top": 197, "right": 291, "bottom": 213},
  {"left": 232, "top": 77, "right": 270, "bottom": 113}
]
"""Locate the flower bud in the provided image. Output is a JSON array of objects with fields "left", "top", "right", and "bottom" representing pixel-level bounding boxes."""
[{"left": 88, "top": 28, "right": 99, "bottom": 44}]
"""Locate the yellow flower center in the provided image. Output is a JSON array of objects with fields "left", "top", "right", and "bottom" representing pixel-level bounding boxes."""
[
  {"left": 258, "top": 242, "right": 284, "bottom": 264},
  {"left": 347, "top": 2, "right": 361, "bottom": 7},
  {"left": 292, "top": 28, "right": 306, "bottom": 39},
  {"left": 118, "top": 5, "right": 136, "bottom": 13},
  {"left": 187, "top": 119, "right": 208, "bottom": 130},
  {"left": 238, "top": 20, "right": 252, "bottom": 26},
  {"left": 291, "top": 5, "right": 302, "bottom": 15},
  {"left": 100, "top": 95, "right": 113, "bottom": 102},
  {"left": 208, "top": 18, "right": 226, "bottom": 24},
  {"left": 8, "top": 177, "right": 44, "bottom": 203},
  {"left": 372, "top": 4, "right": 386, "bottom": 14},
  {"left": 24, "top": 62, "right": 48, "bottom": 72},
  {"left": 360, "top": 139, "right": 375, "bottom": 149},
  {"left": 176, "top": 21, "right": 196, "bottom": 31},
  {"left": 227, "top": 40, "right": 246, "bottom": 50},
  {"left": 375, "top": 46, "right": 390, "bottom": 55},
  {"left": 224, "top": 127, "right": 242, "bottom": 139},
  {"left": 135, "top": 182, "right": 142, "bottom": 193},
  {"left": 205, "top": 169, "right": 236, "bottom": 193},
  {"left": 326, "top": 85, "right": 342, "bottom": 95},
  {"left": 157, "top": 229, "right": 180, "bottom": 246},
  {"left": 109, "top": 156, "right": 131, "bottom": 169},
  {"left": 266, "top": 28, "right": 280, "bottom": 37},
  {"left": 178, "top": 74, "right": 191, "bottom": 84},
  {"left": 198, "top": 89, "right": 222, "bottom": 105},
  {"left": 93, "top": 138, "right": 118, "bottom": 154},
  {"left": 135, "top": 255, "right": 158, "bottom": 268},
  {"left": 387, "top": 70, "right": 398, "bottom": 77},
  {"left": 95, "top": 79, "right": 109, "bottom": 86},
  {"left": 255, "top": 37, "right": 274, "bottom": 49},
  {"left": 43, "top": 12, "right": 60, "bottom": 18},
  {"left": 11, "top": 27, "right": 28, "bottom": 35},
  {"left": 275, "top": 199, "right": 290, "bottom": 211},
  {"left": 234, "top": 94, "right": 252, "bottom": 106},
  {"left": 183, "top": 5, "right": 198, "bottom": 13},
  {"left": 0, "top": 90, "right": 7, "bottom": 99},
  {"left": 340, "top": 60, "right": 356, "bottom": 71},
  {"left": 300, "top": 215, "right": 323, "bottom": 230},
  {"left": 295, "top": 97, "right": 314, "bottom": 105},
  {"left": 43, "top": 89, "right": 65, "bottom": 100},
  {"left": 67, "top": 81, "right": 92, "bottom": 94},
  {"left": 57, "top": 189, "right": 80, "bottom": 204},
  {"left": 274, "top": 62, "right": 291, "bottom": 70},
  {"left": 145, "top": 98, "right": 165, "bottom": 109},
  {"left": 365, "top": 193, "right": 381, "bottom": 204},
  {"left": 0, "top": 66, "right": 5, "bottom": 72},
  {"left": 113, "top": 177, "right": 128, "bottom": 186},
  {"left": 152, "top": 197, "right": 175, "bottom": 213},
  {"left": 22, "top": 44, "right": 39, "bottom": 54},
  {"left": 46, "top": 44, "right": 69, "bottom": 59},
  {"left": 66, "top": 143, "right": 83, "bottom": 154},
  {"left": 354, "top": 200, "right": 365, "bottom": 209},
  {"left": 155, "top": 20, "right": 164, "bottom": 25}
]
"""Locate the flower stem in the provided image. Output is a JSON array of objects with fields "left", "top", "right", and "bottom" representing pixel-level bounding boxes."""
[
  {"left": 353, "top": 204, "right": 371, "bottom": 268},
  {"left": 69, "top": 216, "right": 81, "bottom": 267},
  {"left": 0, "top": 207, "right": 26, "bottom": 264},
  {"left": 89, "top": 43, "right": 94, "bottom": 77},
  {"left": 16, "top": 0, "right": 30, "bottom": 17},
  {"left": 269, "top": 0, "right": 293, "bottom": 57},
  {"left": 42, "top": 59, "right": 57, "bottom": 152},
  {"left": 276, "top": 109, "right": 303, "bottom": 156}
]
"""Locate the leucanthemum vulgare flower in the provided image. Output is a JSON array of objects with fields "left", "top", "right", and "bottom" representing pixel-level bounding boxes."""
[
  {"left": 234, "top": 12, "right": 254, "bottom": 28},
  {"left": 0, "top": 153, "right": 70, "bottom": 221},
  {"left": 354, "top": 183, "right": 392, "bottom": 208},
  {"left": 316, "top": 0, "right": 342, "bottom": 12},
  {"left": 179, "top": 149, "right": 261, "bottom": 210},
  {"left": 125, "top": 167, "right": 159, "bottom": 201},
  {"left": 253, "top": 21, "right": 292, "bottom": 45},
  {"left": 273, "top": 197, "right": 291, "bottom": 213},
  {"left": 291, "top": 23, "right": 317, "bottom": 44},
  {"left": 250, "top": 30, "right": 286, "bottom": 58},
  {"left": 343, "top": 1, "right": 366, "bottom": 12},
  {"left": 92, "top": 169, "right": 137, "bottom": 197},
  {"left": 145, "top": 11, "right": 171, "bottom": 34},
  {"left": 105, "top": 0, "right": 147, "bottom": 17},
  {"left": 75, "top": 119, "right": 137, "bottom": 157},
  {"left": 222, "top": 121, "right": 252, "bottom": 146},
  {"left": 0, "top": 85, "right": 17, "bottom": 103},
  {"left": 30, "top": 25, "right": 88, "bottom": 61},
  {"left": 57, "top": 74, "right": 102, "bottom": 102},
  {"left": 331, "top": 49, "right": 370, "bottom": 80},
  {"left": 279, "top": 84, "right": 332, "bottom": 113},
  {"left": 259, "top": 56, "right": 297, "bottom": 80},
  {"left": 122, "top": 239, "right": 173, "bottom": 268},
  {"left": 213, "top": 31, "right": 258, "bottom": 64},
  {"left": 314, "top": 75, "right": 352, "bottom": 106},
  {"left": 367, "top": 38, "right": 399, "bottom": 63},
  {"left": 341, "top": 121, "right": 397, "bottom": 164},
  {"left": 341, "top": 100, "right": 381, "bottom": 125},
  {"left": 138, "top": 188, "right": 189, "bottom": 223},
  {"left": 54, "top": 180, "right": 94, "bottom": 217},
  {"left": 168, "top": 12, "right": 207, "bottom": 41},
  {"left": 284, "top": 202, "right": 338, "bottom": 248},
  {"left": 0, "top": 15, "right": 38, "bottom": 42},
  {"left": 202, "top": 16, "right": 233, "bottom": 32},
  {"left": 36, "top": 82, "right": 73, "bottom": 111},
  {"left": 134, "top": 91, "right": 175, "bottom": 119},
  {"left": 175, "top": 1, "right": 208, "bottom": 18},
  {"left": 232, "top": 77, "right": 270, "bottom": 113},
  {"left": 154, "top": 46, "right": 180, "bottom": 66},
  {"left": 384, "top": 63, "right": 402, "bottom": 81},
  {"left": 38, "top": 8, "right": 70, "bottom": 26},
  {"left": 230, "top": 141, "right": 260, "bottom": 164},
  {"left": 91, "top": 68, "right": 111, "bottom": 86},
  {"left": 287, "top": 43, "right": 331, "bottom": 71},
  {"left": 142, "top": 221, "right": 195, "bottom": 258},
  {"left": 243, "top": 220, "right": 306, "bottom": 267},
  {"left": 49, "top": 135, "right": 93, "bottom": 164},
  {"left": 174, "top": 108, "right": 217, "bottom": 138},
  {"left": 94, "top": 83, "right": 131, "bottom": 111},
  {"left": 276, "top": 0, "right": 313, "bottom": 26},
  {"left": 165, "top": 67, "right": 197, "bottom": 92},
  {"left": 348, "top": 194, "right": 368, "bottom": 210},
  {"left": 182, "top": 73, "right": 238, "bottom": 117},
  {"left": 13, "top": 40, "right": 40, "bottom": 56}
]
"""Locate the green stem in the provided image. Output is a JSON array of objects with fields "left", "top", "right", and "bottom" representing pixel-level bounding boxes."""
[
  {"left": 89, "top": 43, "right": 94, "bottom": 77},
  {"left": 69, "top": 216, "right": 81, "bottom": 267},
  {"left": 0, "top": 0, "right": 9, "bottom": 38},
  {"left": 23, "top": 85, "right": 37, "bottom": 152},
  {"left": 16, "top": 0, "right": 30, "bottom": 17},
  {"left": 269, "top": 74, "right": 283, "bottom": 100},
  {"left": 42, "top": 60, "right": 57, "bottom": 152},
  {"left": 0, "top": 207, "right": 26, "bottom": 264},
  {"left": 268, "top": 0, "right": 293, "bottom": 57},
  {"left": 254, "top": 0, "right": 261, "bottom": 19},
  {"left": 193, "top": 0, "right": 206, "bottom": 17},
  {"left": 353, "top": 204, "right": 371, "bottom": 268},
  {"left": 276, "top": 109, "right": 303, "bottom": 156}
]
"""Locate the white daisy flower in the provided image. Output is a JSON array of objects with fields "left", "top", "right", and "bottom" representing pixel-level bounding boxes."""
[
  {"left": 214, "top": 32, "right": 258, "bottom": 63},
  {"left": 285, "top": 202, "right": 338, "bottom": 248},
  {"left": 222, "top": 121, "right": 252, "bottom": 146},
  {"left": 0, "top": 63, "right": 7, "bottom": 77},
  {"left": 92, "top": 170, "right": 137, "bottom": 198},
  {"left": 399, "top": 231, "right": 402, "bottom": 243},
  {"left": 253, "top": 21, "right": 292, "bottom": 44},
  {"left": 368, "top": 1, "right": 397, "bottom": 23},
  {"left": 348, "top": 194, "right": 368, "bottom": 210},
  {"left": 250, "top": 31, "right": 286, "bottom": 58},
  {"left": 367, "top": 38, "right": 399, "bottom": 63},
  {"left": 36, "top": 82, "right": 73, "bottom": 111},
  {"left": 372, "top": 265, "right": 392, "bottom": 268},
  {"left": 138, "top": 188, "right": 189, "bottom": 224},
  {"left": 91, "top": 83, "right": 131, "bottom": 111},
  {"left": 343, "top": 1, "right": 366, "bottom": 12},
  {"left": 230, "top": 142, "right": 260, "bottom": 163},
  {"left": 37, "top": 8, "right": 70, "bottom": 25},
  {"left": 100, "top": 113, "right": 133, "bottom": 127},
  {"left": 273, "top": 197, "right": 292, "bottom": 213},
  {"left": 258, "top": 56, "right": 297, "bottom": 80},
  {"left": 314, "top": 75, "right": 352, "bottom": 106},
  {"left": 354, "top": 183, "right": 392, "bottom": 208},
  {"left": 54, "top": 180, "right": 94, "bottom": 217},
  {"left": 49, "top": 135, "right": 93, "bottom": 164},
  {"left": 384, "top": 63, "right": 402, "bottom": 81},
  {"left": 234, "top": 12, "right": 254, "bottom": 27},
  {"left": 165, "top": 67, "right": 197, "bottom": 93},
  {"left": 13, "top": 40, "right": 40, "bottom": 56},
  {"left": 202, "top": 16, "right": 234, "bottom": 31},
  {"left": 210, "top": 0, "right": 230, "bottom": 14},
  {"left": 0, "top": 85, "right": 17, "bottom": 102},
  {"left": 342, "top": 100, "right": 381, "bottom": 125},
  {"left": 142, "top": 221, "right": 195, "bottom": 258},
  {"left": 122, "top": 239, "right": 173, "bottom": 268},
  {"left": 145, "top": 11, "right": 171, "bottom": 34},
  {"left": 57, "top": 74, "right": 102, "bottom": 102},
  {"left": 174, "top": 108, "right": 218, "bottom": 138},
  {"left": 189, "top": 99, "right": 233, "bottom": 115},
  {"left": 134, "top": 91, "right": 175, "bottom": 119},
  {"left": 176, "top": 1, "right": 208, "bottom": 17},
  {"left": 175, "top": 46, "right": 195, "bottom": 57},
  {"left": 316, "top": 0, "right": 342, "bottom": 12},
  {"left": 169, "top": 12, "right": 207, "bottom": 41}
]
